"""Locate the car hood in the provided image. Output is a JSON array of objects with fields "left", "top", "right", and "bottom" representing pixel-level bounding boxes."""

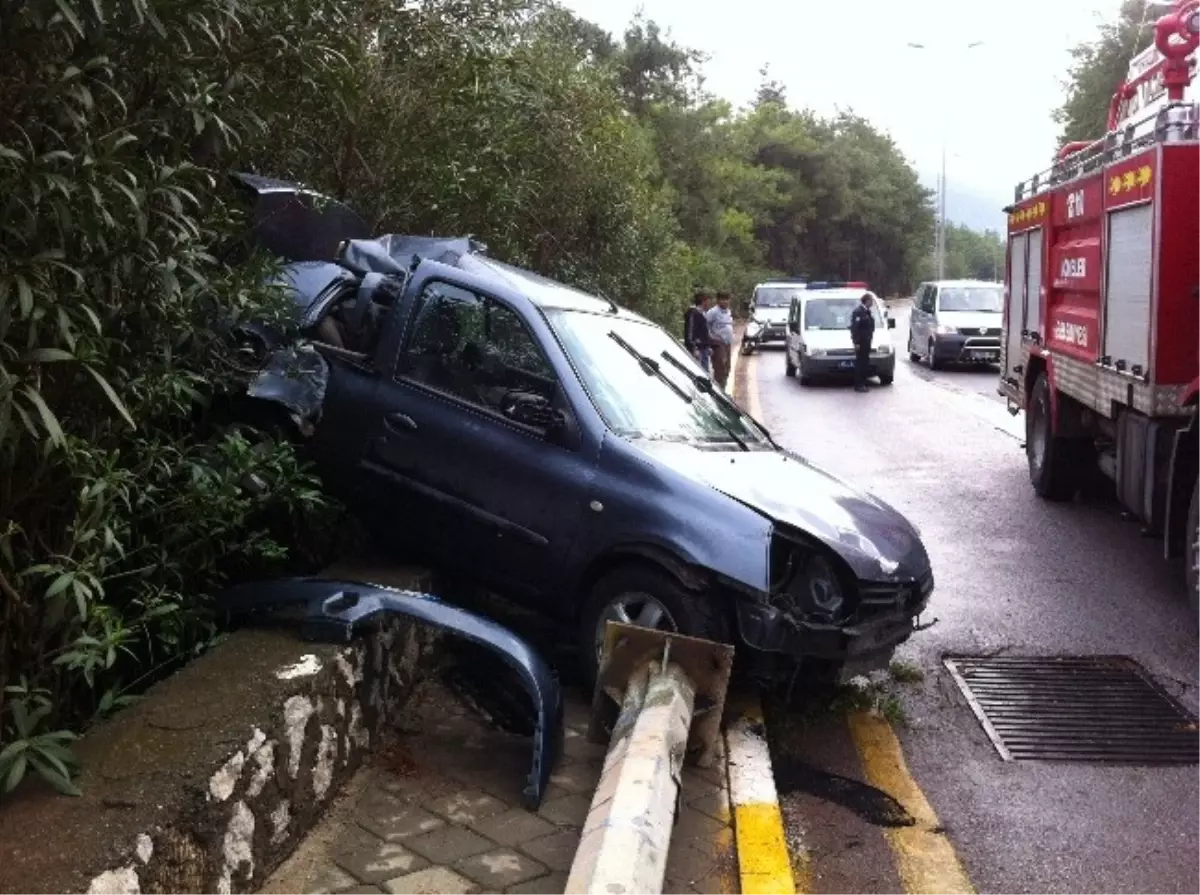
[
  {"left": 231, "top": 172, "right": 372, "bottom": 263},
  {"left": 632, "top": 440, "right": 929, "bottom": 580},
  {"left": 940, "top": 310, "right": 1002, "bottom": 332}
]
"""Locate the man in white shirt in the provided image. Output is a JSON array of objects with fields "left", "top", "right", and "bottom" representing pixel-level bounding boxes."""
[{"left": 706, "top": 291, "right": 734, "bottom": 390}]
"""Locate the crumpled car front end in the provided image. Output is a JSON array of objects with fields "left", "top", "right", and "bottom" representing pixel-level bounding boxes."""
[{"left": 731, "top": 521, "right": 935, "bottom": 683}]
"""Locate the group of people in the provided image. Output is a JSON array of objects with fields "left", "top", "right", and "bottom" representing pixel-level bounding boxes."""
[{"left": 683, "top": 290, "right": 734, "bottom": 390}]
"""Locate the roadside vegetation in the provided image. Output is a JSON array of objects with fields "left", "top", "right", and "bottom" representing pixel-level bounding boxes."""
[
  {"left": 1055, "top": 0, "right": 1156, "bottom": 146},
  {"left": 0, "top": 0, "right": 1097, "bottom": 796}
]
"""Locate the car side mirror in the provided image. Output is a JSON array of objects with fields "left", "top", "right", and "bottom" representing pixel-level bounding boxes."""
[
  {"left": 887, "top": 318, "right": 897, "bottom": 329},
  {"left": 502, "top": 391, "right": 562, "bottom": 432}
]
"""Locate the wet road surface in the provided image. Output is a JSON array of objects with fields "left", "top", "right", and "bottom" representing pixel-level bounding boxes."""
[{"left": 741, "top": 310, "right": 1199, "bottom": 894}]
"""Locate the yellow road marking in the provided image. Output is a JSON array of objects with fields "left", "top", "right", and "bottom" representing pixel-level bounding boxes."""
[
  {"left": 848, "top": 712, "right": 976, "bottom": 895},
  {"left": 726, "top": 696, "right": 802, "bottom": 895}
]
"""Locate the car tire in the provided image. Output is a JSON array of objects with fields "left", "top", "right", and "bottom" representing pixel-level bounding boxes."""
[
  {"left": 785, "top": 354, "right": 796, "bottom": 377},
  {"left": 578, "top": 565, "right": 728, "bottom": 688},
  {"left": 879, "top": 373, "right": 894, "bottom": 386},
  {"left": 927, "top": 339, "right": 943, "bottom": 371},
  {"left": 907, "top": 331, "right": 921, "bottom": 363},
  {"left": 742, "top": 337, "right": 754, "bottom": 356},
  {"left": 1026, "top": 372, "right": 1085, "bottom": 501}
]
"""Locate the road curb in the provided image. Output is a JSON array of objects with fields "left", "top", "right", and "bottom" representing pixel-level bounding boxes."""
[{"left": 725, "top": 696, "right": 797, "bottom": 895}]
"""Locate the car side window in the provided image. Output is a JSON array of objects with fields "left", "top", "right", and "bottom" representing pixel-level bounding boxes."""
[
  {"left": 921, "top": 287, "right": 937, "bottom": 314},
  {"left": 397, "top": 281, "right": 558, "bottom": 424}
]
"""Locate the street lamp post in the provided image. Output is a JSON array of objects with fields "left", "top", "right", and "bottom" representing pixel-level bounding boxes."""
[{"left": 906, "top": 40, "right": 984, "bottom": 281}]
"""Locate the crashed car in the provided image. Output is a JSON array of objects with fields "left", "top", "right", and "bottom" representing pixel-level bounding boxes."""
[{"left": 230, "top": 173, "right": 936, "bottom": 685}]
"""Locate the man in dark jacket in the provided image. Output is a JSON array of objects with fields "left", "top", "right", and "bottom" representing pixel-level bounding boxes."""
[
  {"left": 683, "top": 290, "right": 713, "bottom": 372},
  {"left": 850, "top": 292, "right": 876, "bottom": 393}
]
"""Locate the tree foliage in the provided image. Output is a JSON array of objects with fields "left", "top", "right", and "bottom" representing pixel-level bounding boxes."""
[
  {"left": 0, "top": 0, "right": 936, "bottom": 795},
  {"left": 1054, "top": 0, "right": 1156, "bottom": 147},
  {"left": 938, "top": 225, "right": 1005, "bottom": 282}
]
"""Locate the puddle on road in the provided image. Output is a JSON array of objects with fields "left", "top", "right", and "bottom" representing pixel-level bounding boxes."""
[{"left": 772, "top": 757, "right": 916, "bottom": 828}]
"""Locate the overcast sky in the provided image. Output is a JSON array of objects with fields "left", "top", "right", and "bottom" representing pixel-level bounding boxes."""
[{"left": 560, "top": 0, "right": 1125, "bottom": 227}]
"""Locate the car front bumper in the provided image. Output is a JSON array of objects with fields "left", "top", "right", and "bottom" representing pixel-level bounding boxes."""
[
  {"left": 800, "top": 353, "right": 896, "bottom": 377},
  {"left": 746, "top": 325, "right": 788, "bottom": 344},
  {"left": 732, "top": 578, "right": 931, "bottom": 675},
  {"left": 931, "top": 334, "right": 1001, "bottom": 364}
]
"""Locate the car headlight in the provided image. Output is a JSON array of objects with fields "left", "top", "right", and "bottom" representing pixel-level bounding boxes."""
[
  {"left": 875, "top": 344, "right": 892, "bottom": 355},
  {"left": 771, "top": 548, "right": 848, "bottom": 621},
  {"left": 936, "top": 324, "right": 958, "bottom": 335},
  {"left": 806, "top": 346, "right": 825, "bottom": 357}
]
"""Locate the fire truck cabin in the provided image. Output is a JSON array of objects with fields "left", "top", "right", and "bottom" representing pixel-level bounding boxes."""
[{"left": 999, "top": 0, "right": 1199, "bottom": 604}]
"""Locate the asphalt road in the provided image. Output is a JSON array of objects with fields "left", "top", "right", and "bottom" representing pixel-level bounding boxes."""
[{"left": 744, "top": 310, "right": 1199, "bottom": 895}]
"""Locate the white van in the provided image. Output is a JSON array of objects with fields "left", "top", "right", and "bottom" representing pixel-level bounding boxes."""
[
  {"left": 907, "top": 280, "right": 1003, "bottom": 370},
  {"left": 784, "top": 285, "right": 896, "bottom": 386}
]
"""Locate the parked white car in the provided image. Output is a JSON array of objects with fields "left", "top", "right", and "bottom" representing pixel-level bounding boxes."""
[
  {"left": 742, "top": 279, "right": 806, "bottom": 354},
  {"left": 907, "top": 280, "right": 1003, "bottom": 370},
  {"left": 783, "top": 284, "right": 897, "bottom": 386}
]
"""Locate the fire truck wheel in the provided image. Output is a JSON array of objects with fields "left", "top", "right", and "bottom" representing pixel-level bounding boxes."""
[
  {"left": 1186, "top": 480, "right": 1198, "bottom": 614},
  {"left": 1026, "top": 373, "right": 1082, "bottom": 501}
]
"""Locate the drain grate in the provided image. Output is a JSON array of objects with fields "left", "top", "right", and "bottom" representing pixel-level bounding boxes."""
[{"left": 944, "top": 655, "right": 1199, "bottom": 764}]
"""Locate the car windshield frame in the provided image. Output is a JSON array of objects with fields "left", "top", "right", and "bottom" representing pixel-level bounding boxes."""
[
  {"left": 937, "top": 286, "right": 1003, "bottom": 313},
  {"left": 802, "top": 295, "right": 886, "bottom": 331},
  {"left": 754, "top": 286, "right": 802, "bottom": 309},
  {"left": 543, "top": 308, "right": 772, "bottom": 447}
]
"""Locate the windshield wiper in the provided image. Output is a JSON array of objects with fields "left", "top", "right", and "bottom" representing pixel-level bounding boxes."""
[
  {"left": 658, "top": 351, "right": 749, "bottom": 451},
  {"left": 608, "top": 331, "right": 693, "bottom": 403}
]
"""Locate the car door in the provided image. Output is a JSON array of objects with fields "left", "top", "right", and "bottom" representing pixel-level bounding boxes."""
[{"left": 361, "top": 269, "right": 594, "bottom": 603}]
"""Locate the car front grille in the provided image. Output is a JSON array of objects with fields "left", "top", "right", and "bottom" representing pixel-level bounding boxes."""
[
  {"left": 962, "top": 327, "right": 1001, "bottom": 337},
  {"left": 825, "top": 348, "right": 855, "bottom": 357},
  {"left": 856, "top": 569, "right": 934, "bottom": 619}
]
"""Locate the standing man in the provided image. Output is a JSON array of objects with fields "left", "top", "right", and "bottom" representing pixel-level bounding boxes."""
[
  {"left": 707, "top": 291, "right": 734, "bottom": 391},
  {"left": 850, "top": 292, "right": 876, "bottom": 393},
  {"left": 684, "top": 290, "right": 713, "bottom": 373}
]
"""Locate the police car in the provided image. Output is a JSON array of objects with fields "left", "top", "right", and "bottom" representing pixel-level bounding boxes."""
[{"left": 783, "top": 282, "right": 897, "bottom": 386}]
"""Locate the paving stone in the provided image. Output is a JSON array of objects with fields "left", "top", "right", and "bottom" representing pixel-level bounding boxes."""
[
  {"left": 405, "top": 825, "right": 494, "bottom": 864},
  {"left": 382, "top": 866, "right": 479, "bottom": 895},
  {"left": 672, "top": 808, "right": 730, "bottom": 858},
  {"left": 665, "top": 842, "right": 717, "bottom": 888},
  {"left": 424, "top": 789, "right": 508, "bottom": 824},
  {"left": 377, "top": 773, "right": 458, "bottom": 802},
  {"left": 687, "top": 787, "right": 731, "bottom": 823},
  {"left": 456, "top": 848, "right": 549, "bottom": 889},
  {"left": 679, "top": 769, "right": 719, "bottom": 803},
  {"left": 518, "top": 830, "right": 581, "bottom": 873},
  {"left": 358, "top": 805, "right": 446, "bottom": 843},
  {"left": 504, "top": 871, "right": 566, "bottom": 894},
  {"left": 334, "top": 887, "right": 385, "bottom": 894},
  {"left": 469, "top": 808, "right": 558, "bottom": 847},
  {"left": 335, "top": 839, "right": 429, "bottom": 884},
  {"left": 303, "top": 864, "right": 360, "bottom": 894},
  {"left": 561, "top": 732, "right": 607, "bottom": 762},
  {"left": 536, "top": 793, "right": 591, "bottom": 828},
  {"left": 547, "top": 763, "right": 601, "bottom": 795}
]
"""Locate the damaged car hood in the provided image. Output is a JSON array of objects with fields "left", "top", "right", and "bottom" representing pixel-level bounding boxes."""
[{"left": 631, "top": 440, "right": 928, "bottom": 579}]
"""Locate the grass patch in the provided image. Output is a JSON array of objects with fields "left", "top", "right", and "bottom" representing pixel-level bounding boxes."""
[{"left": 888, "top": 660, "right": 925, "bottom": 684}]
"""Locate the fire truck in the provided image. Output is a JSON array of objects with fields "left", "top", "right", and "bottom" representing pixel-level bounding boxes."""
[{"left": 999, "top": 0, "right": 1199, "bottom": 608}]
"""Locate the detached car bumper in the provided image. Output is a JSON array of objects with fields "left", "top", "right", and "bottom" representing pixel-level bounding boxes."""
[{"left": 745, "top": 325, "right": 788, "bottom": 345}]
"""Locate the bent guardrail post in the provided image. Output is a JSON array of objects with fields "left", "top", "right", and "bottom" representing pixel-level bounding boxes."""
[{"left": 566, "top": 623, "right": 734, "bottom": 895}]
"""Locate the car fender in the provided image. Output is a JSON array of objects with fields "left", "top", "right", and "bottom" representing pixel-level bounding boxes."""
[{"left": 215, "top": 578, "right": 563, "bottom": 809}]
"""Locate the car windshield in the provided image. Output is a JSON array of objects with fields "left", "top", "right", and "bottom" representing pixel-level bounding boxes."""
[
  {"left": 754, "top": 287, "right": 801, "bottom": 308},
  {"left": 939, "top": 287, "right": 1002, "bottom": 312},
  {"left": 803, "top": 297, "right": 885, "bottom": 330},
  {"left": 545, "top": 309, "right": 770, "bottom": 447}
]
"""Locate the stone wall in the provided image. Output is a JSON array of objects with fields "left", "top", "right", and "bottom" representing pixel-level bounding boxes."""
[{"left": 0, "top": 568, "right": 435, "bottom": 895}]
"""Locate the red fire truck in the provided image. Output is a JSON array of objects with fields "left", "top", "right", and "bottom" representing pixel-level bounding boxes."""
[{"left": 1000, "top": 0, "right": 1199, "bottom": 607}]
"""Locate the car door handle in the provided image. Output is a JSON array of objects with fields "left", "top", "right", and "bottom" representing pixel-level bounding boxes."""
[{"left": 384, "top": 412, "right": 418, "bottom": 433}]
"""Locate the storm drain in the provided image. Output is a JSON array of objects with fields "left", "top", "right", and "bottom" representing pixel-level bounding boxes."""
[{"left": 943, "top": 655, "right": 1199, "bottom": 764}]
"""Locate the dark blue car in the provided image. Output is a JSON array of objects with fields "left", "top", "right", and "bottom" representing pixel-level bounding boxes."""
[{"left": 232, "top": 174, "right": 935, "bottom": 685}]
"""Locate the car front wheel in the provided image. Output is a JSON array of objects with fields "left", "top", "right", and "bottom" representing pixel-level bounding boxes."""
[
  {"left": 578, "top": 565, "right": 727, "bottom": 688},
  {"left": 1186, "top": 479, "right": 1198, "bottom": 614}
]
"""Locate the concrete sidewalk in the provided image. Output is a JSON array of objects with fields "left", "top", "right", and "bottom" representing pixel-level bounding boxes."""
[{"left": 264, "top": 679, "right": 738, "bottom": 895}]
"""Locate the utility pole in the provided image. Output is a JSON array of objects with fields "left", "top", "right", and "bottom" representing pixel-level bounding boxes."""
[{"left": 906, "top": 39, "right": 983, "bottom": 282}]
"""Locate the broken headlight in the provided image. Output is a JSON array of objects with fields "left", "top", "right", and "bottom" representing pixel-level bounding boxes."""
[{"left": 769, "top": 533, "right": 855, "bottom": 623}]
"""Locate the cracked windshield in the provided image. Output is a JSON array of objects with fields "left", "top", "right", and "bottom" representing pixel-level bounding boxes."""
[{"left": 1, "top": 0, "right": 1195, "bottom": 893}]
